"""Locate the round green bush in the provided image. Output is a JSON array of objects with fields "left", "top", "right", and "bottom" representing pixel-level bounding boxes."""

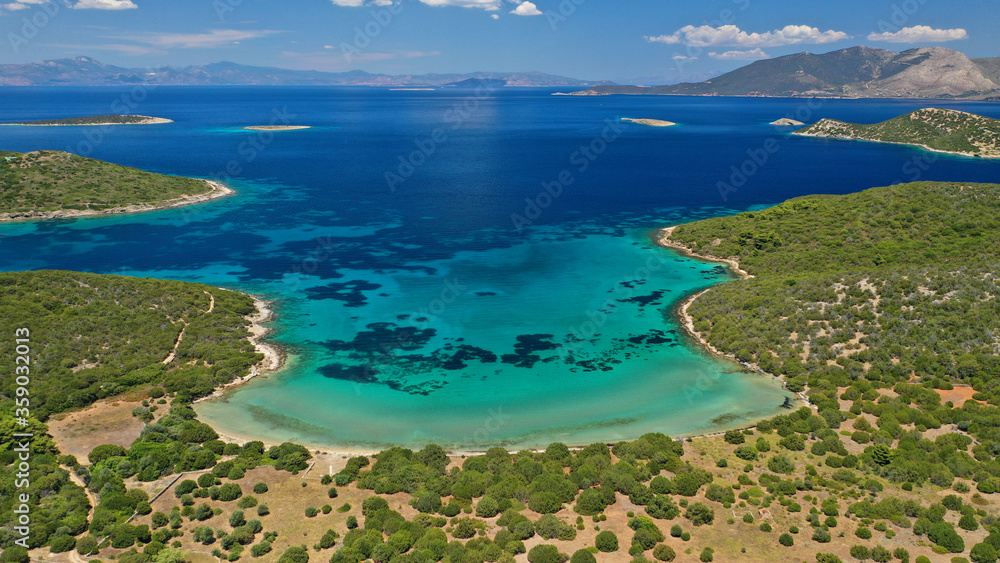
[
  {"left": 571, "top": 549, "right": 597, "bottom": 563},
  {"left": 528, "top": 544, "right": 567, "bottom": 563},
  {"left": 653, "top": 544, "right": 676, "bottom": 561},
  {"left": 252, "top": 482, "right": 268, "bottom": 494},
  {"left": 779, "top": 533, "right": 793, "bottom": 546},
  {"left": 596, "top": 530, "right": 619, "bottom": 552}
]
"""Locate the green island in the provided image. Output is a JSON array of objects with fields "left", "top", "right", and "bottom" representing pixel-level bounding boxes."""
[
  {"left": 0, "top": 150, "right": 233, "bottom": 222},
  {"left": 3, "top": 115, "right": 173, "bottom": 126},
  {"left": 794, "top": 108, "right": 1000, "bottom": 158},
  {"left": 6, "top": 181, "right": 1000, "bottom": 562}
]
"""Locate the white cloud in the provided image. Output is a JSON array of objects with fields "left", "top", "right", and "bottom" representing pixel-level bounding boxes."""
[
  {"left": 672, "top": 55, "right": 697, "bottom": 61},
  {"left": 418, "top": 0, "right": 502, "bottom": 10},
  {"left": 867, "top": 25, "right": 968, "bottom": 43},
  {"left": 115, "top": 29, "right": 282, "bottom": 49},
  {"left": 709, "top": 48, "right": 770, "bottom": 60},
  {"left": 73, "top": 0, "right": 138, "bottom": 9},
  {"left": 490, "top": 13, "right": 499, "bottom": 19},
  {"left": 324, "top": 45, "right": 334, "bottom": 49},
  {"left": 328, "top": 0, "right": 364, "bottom": 5},
  {"left": 2, "top": 0, "right": 55, "bottom": 10},
  {"left": 646, "top": 24, "right": 849, "bottom": 48},
  {"left": 511, "top": 1, "right": 541, "bottom": 16}
]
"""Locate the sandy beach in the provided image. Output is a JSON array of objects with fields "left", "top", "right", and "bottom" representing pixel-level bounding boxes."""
[
  {"left": 0, "top": 179, "right": 234, "bottom": 223},
  {"left": 656, "top": 226, "right": 814, "bottom": 411},
  {"left": 243, "top": 125, "right": 311, "bottom": 131},
  {"left": 193, "top": 295, "right": 285, "bottom": 405}
]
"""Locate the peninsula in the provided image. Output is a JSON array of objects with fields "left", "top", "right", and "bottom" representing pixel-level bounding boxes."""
[
  {"left": 0, "top": 150, "right": 233, "bottom": 222},
  {"left": 3, "top": 114, "right": 172, "bottom": 126},
  {"left": 771, "top": 118, "right": 805, "bottom": 126},
  {"left": 793, "top": 108, "right": 1000, "bottom": 158},
  {"left": 622, "top": 118, "right": 676, "bottom": 127}
]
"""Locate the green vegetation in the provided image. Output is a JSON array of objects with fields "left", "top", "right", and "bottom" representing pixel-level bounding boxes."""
[
  {"left": 795, "top": 108, "right": 1000, "bottom": 157},
  {"left": 0, "top": 270, "right": 263, "bottom": 419},
  {"left": 0, "top": 150, "right": 217, "bottom": 217},
  {"left": 6, "top": 115, "right": 170, "bottom": 126}
]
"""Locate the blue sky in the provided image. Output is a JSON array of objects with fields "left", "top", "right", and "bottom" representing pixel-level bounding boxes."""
[{"left": 1, "top": 0, "right": 997, "bottom": 83}]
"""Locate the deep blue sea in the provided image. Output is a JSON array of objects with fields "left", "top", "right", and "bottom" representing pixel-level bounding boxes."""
[{"left": 2, "top": 87, "right": 998, "bottom": 450}]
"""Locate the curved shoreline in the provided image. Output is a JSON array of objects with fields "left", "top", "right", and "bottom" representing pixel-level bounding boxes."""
[
  {"left": 655, "top": 226, "right": 814, "bottom": 411},
  {"left": 193, "top": 295, "right": 286, "bottom": 405},
  {"left": 0, "top": 179, "right": 234, "bottom": 223},
  {"left": 792, "top": 130, "right": 1000, "bottom": 159}
]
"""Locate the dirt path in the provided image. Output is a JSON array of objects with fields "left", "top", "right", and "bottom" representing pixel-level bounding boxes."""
[{"left": 162, "top": 291, "right": 215, "bottom": 364}]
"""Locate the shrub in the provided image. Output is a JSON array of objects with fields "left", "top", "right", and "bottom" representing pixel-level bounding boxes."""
[
  {"left": 229, "top": 510, "right": 246, "bottom": 527},
  {"left": 669, "top": 524, "right": 682, "bottom": 538},
  {"left": 257, "top": 504, "right": 269, "bottom": 517},
  {"left": 700, "top": 547, "right": 714, "bottom": 562},
  {"left": 768, "top": 455, "right": 795, "bottom": 474},
  {"left": 850, "top": 546, "right": 870, "bottom": 560},
  {"left": 812, "top": 528, "right": 832, "bottom": 543},
  {"left": 477, "top": 495, "right": 501, "bottom": 518},
  {"left": 571, "top": 550, "right": 597, "bottom": 563},
  {"left": 596, "top": 531, "right": 619, "bottom": 552},
  {"left": 724, "top": 430, "right": 745, "bottom": 444},
  {"left": 327, "top": 487, "right": 338, "bottom": 499},
  {"left": 305, "top": 507, "right": 318, "bottom": 518},
  {"left": 779, "top": 533, "right": 793, "bottom": 546},
  {"left": 218, "top": 483, "right": 243, "bottom": 502},
  {"left": 253, "top": 482, "right": 268, "bottom": 494},
  {"left": 684, "top": 503, "right": 714, "bottom": 526},
  {"left": 653, "top": 545, "right": 676, "bottom": 561},
  {"left": 856, "top": 526, "right": 872, "bottom": 539},
  {"left": 527, "top": 544, "right": 568, "bottom": 563},
  {"left": 251, "top": 541, "right": 273, "bottom": 557},
  {"left": 200, "top": 474, "right": 219, "bottom": 488},
  {"left": 237, "top": 495, "right": 258, "bottom": 509}
]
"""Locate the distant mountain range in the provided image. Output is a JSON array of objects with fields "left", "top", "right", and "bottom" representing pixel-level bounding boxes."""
[
  {"left": 0, "top": 56, "right": 611, "bottom": 88},
  {"left": 567, "top": 46, "right": 1000, "bottom": 99}
]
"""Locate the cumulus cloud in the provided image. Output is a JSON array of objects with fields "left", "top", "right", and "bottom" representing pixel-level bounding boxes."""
[
  {"left": 867, "top": 25, "right": 968, "bottom": 43},
  {"left": 116, "top": 29, "right": 282, "bottom": 49},
  {"left": 419, "top": 0, "right": 503, "bottom": 9},
  {"left": 672, "top": 55, "right": 697, "bottom": 61},
  {"left": 511, "top": 1, "right": 541, "bottom": 16},
  {"left": 709, "top": 48, "right": 770, "bottom": 60},
  {"left": 646, "top": 24, "right": 849, "bottom": 47},
  {"left": 491, "top": 13, "right": 499, "bottom": 19},
  {"left": 74, "top": 0, "right": 138, "bottom": 9}
]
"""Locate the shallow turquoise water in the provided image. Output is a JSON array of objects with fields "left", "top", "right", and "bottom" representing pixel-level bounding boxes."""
[{"left": 3, "top": 88, "right": 997, "bottom": 450}]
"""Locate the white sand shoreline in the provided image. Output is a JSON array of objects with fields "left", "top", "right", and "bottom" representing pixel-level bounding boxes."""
[
  {"left": 0, "top": 179, "right": 234, "bottom": 223},
  {"left": 2, "top": 116, "right": 173, "bottom": 126},
  {"left": 656, "top": 226, "right": 814, "bottom": 412}
]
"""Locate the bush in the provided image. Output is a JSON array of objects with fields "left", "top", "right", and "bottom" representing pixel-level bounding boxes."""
[
  {"left": 669, "top": 524, "right": 682, "bottom": 538},
  {"left": 305, "top": 506, "right": 318, "bottom": 518},
  {"left": 276, "top": 546, "right": 310, "bottom": 563},
  {"left": 700, "top": 547, "right": 714, "bottom": 562},
  {"left": 76, "top": 536, "right": 99, "bottom": 556},
  {"left": 237, "top": 495, "right": 258, "bottom": 509},
  {"left": 50, "top": 535, "right": 76, "bottom": 553},
  {"left": 571, "top": 550, "right": 597, "bottom": 563},
  {"left": 724, "top": 430, "right": 745, "bottom": 444},
  {"left": 779, "top": 533, "right": 793, "bottom": 546},
  {"left": 527, "top": 544, "right": 568, "bottom": 563},
  {"left": 257, "top": 504, "right": 270, "bottom": 517},
  {"left": 327, "top": 487, "right": 338, "bottom": 499},
  {"left": 929, "top": 522, "right": 966, "bottom": 553},
  {"left": 684, "top": 503, "right": 714, "bottom": 526},
  {"left": 971, "top": 543, "right": 999, "bottom": 563},
  {"left": 856, "top": 526, "right": 872, "bottom": 539},
  {"left": 0, "top": 547, "right": 29, "bottom": 563},
  {"left": 477, "top": 495, "right": 501, "bottom": 518},
  {"left": 253, "top": 482, "right": 268, "bottom": 494},
  {"left": 653, "top": 545, "right": 676, "bottom": 561},
  {"left": 218, "top": 483, "right": 243, "bottom": 502},
  {"left": 812, "top": 528, "right": 832, "bottom": 543},
  {"left": 767, "top": 455, "right": 795, "bottom": 474},
  {"left": 596, "top": 531, "right": 619, "bottom": 552},
  {"left": 251, "top": 541, "right": 273, "bottom": 557},
  {"left": 850, "top": 546, "right": 870, "bottom": 560}
]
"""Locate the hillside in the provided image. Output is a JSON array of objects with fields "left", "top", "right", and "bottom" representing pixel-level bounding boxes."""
[
  {"left": 0, "top": 270, "right": 265, "bottom": 419},
  {"left": 0, "top": 56, "right": 606, "bottom": 87},
  {"left": 664, "top": 181, "right": 1000, "bottom": 394},
  {"left": 793, "top": 108, "right": 1000, "bottom": 158},
  {"left": 567, "top": 46, "right": 1000, "bottom": 99},
  {"left": 0, "top": 150, "right": 231, "bottom": 221}
]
